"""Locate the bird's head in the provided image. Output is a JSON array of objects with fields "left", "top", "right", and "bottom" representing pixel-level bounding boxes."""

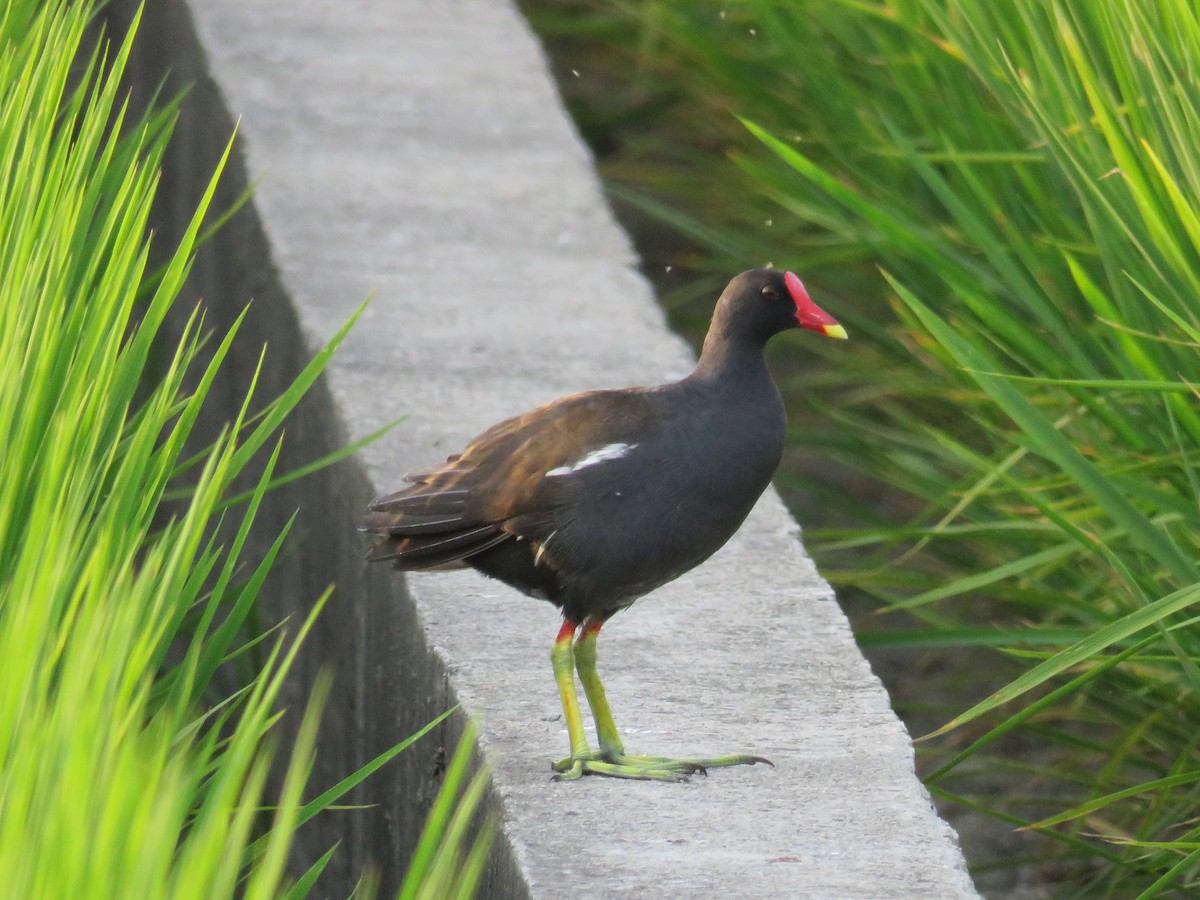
[{"left": 716, "top": 268, "right": 848, "bottom": 343}]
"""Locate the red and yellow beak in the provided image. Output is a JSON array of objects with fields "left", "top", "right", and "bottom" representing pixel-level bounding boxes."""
[{"left": 785, "top": 271, "right": 848, "bottom": 339}]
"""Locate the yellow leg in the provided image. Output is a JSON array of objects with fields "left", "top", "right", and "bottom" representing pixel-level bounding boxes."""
[
  {"left": 573, "top": 618, "right": 624, "bottom": 757},
  {"left": 552, "top": 615, "right": 774, "bottom": 783},
  {"left": 551, "top": 620, "right": 591, "bottom": 779}
]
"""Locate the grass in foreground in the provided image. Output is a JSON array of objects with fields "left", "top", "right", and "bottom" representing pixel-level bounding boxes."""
[{"left": 0, "top": 2, "right": 490, "bottom": 895}]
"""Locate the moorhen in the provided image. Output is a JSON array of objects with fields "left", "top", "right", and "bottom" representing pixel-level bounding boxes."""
[{"left": 361, "top": 268, "right": 846, "bottom": 781}]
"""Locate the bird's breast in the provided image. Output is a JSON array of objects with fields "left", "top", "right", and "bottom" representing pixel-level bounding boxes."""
[{"left": 547, "top": 395, "right": 786, "bottom": 606}]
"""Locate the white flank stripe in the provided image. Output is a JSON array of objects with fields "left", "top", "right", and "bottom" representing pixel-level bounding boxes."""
[
  {"left": 534, "top": 530, "right": 558, "bottom": 566},
  {"left": 545, "top": 442, "right": 637, "bottom": 477}
]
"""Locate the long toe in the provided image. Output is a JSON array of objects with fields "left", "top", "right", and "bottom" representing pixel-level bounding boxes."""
[
  {"left": 551, "top": 750, "right": 770, "bottom": 782},
  {"left": 551, "top": 751, "right": 691, "bottom": 782},
  {"left": 581, "top": 759, "right": 692, "bottom": 783},
  {"left": 551, "top": 759, "right": 585, "bottom": 781},
  {"left": 617, "top": 752, "right": 772, "bottom": 772},
  {"left": 616, "top": 755, "right": 708, "bottom": 775},
  {"left": 678, "top": 753, "right": 773, "bottom": 769}
]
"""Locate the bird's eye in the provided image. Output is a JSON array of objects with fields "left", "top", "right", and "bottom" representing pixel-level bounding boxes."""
[{"left": 760, "top": 285, "right": 779, "bottom": 300}]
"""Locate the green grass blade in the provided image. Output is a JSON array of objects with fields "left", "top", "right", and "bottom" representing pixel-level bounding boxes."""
[{"left": 926, "top": 584, "right": 1200, "bottom": 740}]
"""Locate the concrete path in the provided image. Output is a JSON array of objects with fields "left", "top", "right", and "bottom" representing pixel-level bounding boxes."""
[{"left": 138, "top": 0, "right": 979, "bottom": 894}]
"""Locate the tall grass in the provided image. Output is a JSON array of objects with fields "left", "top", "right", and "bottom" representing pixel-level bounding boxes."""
[
  {"left": 527, "top": 0, "right": 1200, "bottom": 894},
  {"left": 0, "top": 2, "right": 490, "bottom": 895}
]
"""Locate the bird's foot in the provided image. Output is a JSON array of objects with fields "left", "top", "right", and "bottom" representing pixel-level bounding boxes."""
[
  {"left": 552, "top": 750, "right": 699, "bottom": 782},
  {"left": 551, "top": 750, "right": 772, "bottom": 783}
]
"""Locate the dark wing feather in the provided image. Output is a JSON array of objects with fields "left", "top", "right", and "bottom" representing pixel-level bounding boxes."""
[
  {"left": 361, "top": 387, "right": 668, "bottom": 574},
  {"left": 361, "top": 463, "right": 505, "bottom": 568}
]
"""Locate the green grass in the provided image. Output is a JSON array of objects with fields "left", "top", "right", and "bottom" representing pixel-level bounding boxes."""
[
  {"left": 524, "top": 0, "right": 1200, "bottom": 894},
  {"left": 0, "top": 2, "right": 490, "bottom": 896}
]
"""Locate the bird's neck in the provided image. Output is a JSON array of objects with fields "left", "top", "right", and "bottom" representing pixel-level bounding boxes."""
[{"left": 687, "top": 329, "right": 774, "bottom": 394}]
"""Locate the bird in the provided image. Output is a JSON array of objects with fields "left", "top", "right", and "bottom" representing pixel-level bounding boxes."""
[{"left": 361, "top": 268, "right": 847, "bottom": 781}]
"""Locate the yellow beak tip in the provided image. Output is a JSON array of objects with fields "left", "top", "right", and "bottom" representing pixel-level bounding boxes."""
[{"left": 823, "top": 324, "right": 849, "bottom": 340}]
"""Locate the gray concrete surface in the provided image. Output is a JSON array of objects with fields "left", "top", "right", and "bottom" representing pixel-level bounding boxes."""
[{"left": 114, "top": 0, "right": 978, "bottom": 895}]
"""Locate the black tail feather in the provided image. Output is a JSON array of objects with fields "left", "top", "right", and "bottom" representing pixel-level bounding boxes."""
[{"left": 365, "top": 525, "right": 511, "bottom": 570}]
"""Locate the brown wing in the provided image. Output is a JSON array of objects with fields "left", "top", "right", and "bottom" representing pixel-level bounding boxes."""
[{"left": 360, "top": 387, "right": 664, "bottom": 571}]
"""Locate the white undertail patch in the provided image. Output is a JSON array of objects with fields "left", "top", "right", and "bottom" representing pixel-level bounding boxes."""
[{"left": 545, "top": 442, "right": 638, "bottom": 477}]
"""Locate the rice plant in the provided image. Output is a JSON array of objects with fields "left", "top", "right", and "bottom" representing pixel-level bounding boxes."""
[{"left": 0, "top": 2, "right": 490, "bottom": 896}]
